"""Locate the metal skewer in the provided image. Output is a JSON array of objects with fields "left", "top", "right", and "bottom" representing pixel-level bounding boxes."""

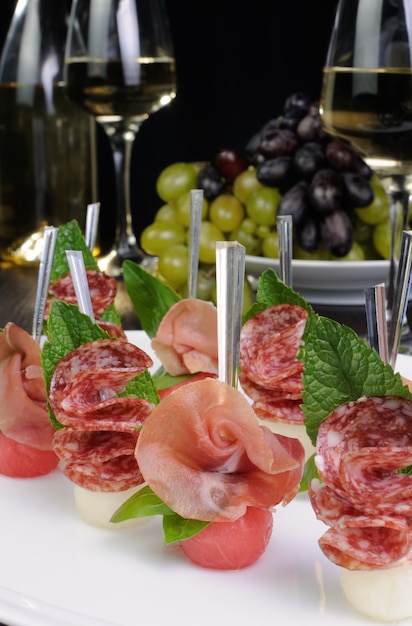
[
  {"left": 215, "top": 241, "right": 246, "bottom": 388},
  {"left": 85, "top": 201, "right": 101, "bottom": 252},
  {"left": 66, "top": 250, "right": 95, "bottom": 322},
  {"left": 187, "top": 189, "right": 203, "bottom": 298},
  {"left": 364, "top": 282, "right": 389, "bottom": 364},
  {"left": 387, "top": 230, "right": 412, "bottom": 368},
  {"left": 277, "top": 214, "right": 293, "bottom": 286},
  {"left": 31, "top": 226, "right": 58, "bottom": 343}
]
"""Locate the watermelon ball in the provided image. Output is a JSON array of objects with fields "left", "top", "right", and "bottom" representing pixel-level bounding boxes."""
[
  {"left": 180, "top": 506, "right": 273, "bottom": 570},
  {"left": 0, "top": 432, "right": 59, "bottom": 478}
]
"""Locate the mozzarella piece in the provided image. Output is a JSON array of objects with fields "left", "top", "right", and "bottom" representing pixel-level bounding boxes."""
[
  {"left": 341, "top": 564, "right": 412, "bottom": 622},
  {"left": 73, "top": 484, "right": 149, "bottom": 529}
]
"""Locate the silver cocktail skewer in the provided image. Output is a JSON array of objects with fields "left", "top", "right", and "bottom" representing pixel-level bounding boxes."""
[
  {"left": 66, "top": 250, "right": 95, "bottom": 322},
  {"left": 364, "top": 282, "right": 389, "bottom": 364},
  {"left": 215, "top": 241, "right": 246, "bottom": 388},
  {"left": 31, "top": 225, "right": 58, "bottom": 343},
  {"left": 187, "top": 189, "right": 203, "bottom": 298},
  {"left": 85, "top": 201, "right": 101, "bottom": 252},
  {"left": 387, "top": 230, "right": 412, "bottom": 368},
  {"left": 277, "top": 214, "right": 293, "bottom": 286}
]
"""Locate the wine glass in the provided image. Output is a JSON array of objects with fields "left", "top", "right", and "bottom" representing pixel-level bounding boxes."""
[
  {"left": 64, "top": 0, "right": 176, "bottom": 277},
  {"left": 319, "top": 0, "right": 412, "bottom": 353}
]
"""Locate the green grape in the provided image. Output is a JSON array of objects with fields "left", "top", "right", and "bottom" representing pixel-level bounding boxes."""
[
  {"left": 246, "top": 186, "right": 281, "bottom": 226},
  {"left": 154, "top": 203, "right": 176, "bottom": 222},
  {"left": 175, "top": 191, "right": 209, "bottom": 228},
  {"left": 293, "top": 242, "right": 331, "bottom": 260},
  {"left": 156, "top": 162, "right": 199, "bottom": 203},
  {"left": 211, "top": 275, "right": 255, "bottom": 316},
  {"left": 232, "top": 167, "right": 263, "bottom": 204},
  {"left": 262, "top": 230, "right": 279, "bottom": 258},
  {"left": 198, "top": 221, "right": 225, "bottom": 264},
  {"left": 178, "top": 265, "right": 216, "bottom": 300},
  {"left": 373, "top": 219, "right": 391, "bottom": 259},
  {"left": 229, "top": 227, "right": 262, "bottom": 256},
  {"left": 157, "top": 243, "right": 189, "bottom": 289},
  {"left": 256, "top": 224, "right": 270, "bottom": 239},
  {"left": 331, "top": 241, "right": 365, "bottom": 261},
  {"left": 239, "top": 217, "right": 257, "bottom": 235},
  {"left": 353, "top": 219, "right": 374, "bottom": 244},
  {"left": 209, "top": 194, "right": 245, "bottom": 233},
  {"left": 354, "top": 175, "right": 390, "bottom": 225},
  {"left": 140, "top": 222, "right": 185, "bottom": 256}
]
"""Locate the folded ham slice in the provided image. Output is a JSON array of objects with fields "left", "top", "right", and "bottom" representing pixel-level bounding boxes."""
[
  {"left": 151, "top": 299, "right": 218, "bottom": 376},
  {"left": 136, "top": 377, "right": 305, "bottom": 522},
  {"left": 0, "top": 322, "right": 54, "bottom": 450}
]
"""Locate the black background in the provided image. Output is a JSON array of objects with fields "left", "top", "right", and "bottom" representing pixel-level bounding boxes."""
[{"left": 0, "top": 0, "right": 339, "bottom": 248}]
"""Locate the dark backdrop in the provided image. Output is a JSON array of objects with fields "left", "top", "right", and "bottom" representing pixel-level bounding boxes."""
[{"left": 0, "top": 0, "right": 339, "bottom": 249}]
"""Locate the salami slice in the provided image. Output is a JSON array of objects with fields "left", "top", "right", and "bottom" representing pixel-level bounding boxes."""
[
  {"left": 311, "top": 395, "right": 412, "bottom": 569},
  {"left": 46, "top": 269, "right": 117, "bottom": 317},
  {"left": 49, "top": 339, "right": 155, "bottom": 491},
  {"left": 239, "top": 304, "right": 307, "bottom": 424}
]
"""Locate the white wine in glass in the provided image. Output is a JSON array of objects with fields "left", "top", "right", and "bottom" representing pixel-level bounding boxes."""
[
  {"left": 320, "top": 0, "right": 412, "bottom": 353},
  {"left": 64, "top": 0, "right": 177, "bottom": 277}
]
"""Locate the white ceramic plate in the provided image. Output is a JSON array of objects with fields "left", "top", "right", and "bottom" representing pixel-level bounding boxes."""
[
  {"left": 0, "top": 332, "right": 411, "bottom": 626},
  {"left": 245, "top": 256, "right": 390, "bottom": 306}
]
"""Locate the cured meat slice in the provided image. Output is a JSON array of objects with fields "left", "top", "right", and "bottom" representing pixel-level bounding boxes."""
[
  {"left": 136, "top": 377, "right": 305, "bottom": 522},
  {"left": 0, "top": 322, "right": 54, "bottom": 450},
  {"left": 311, "top": 395, "right": 412, "bottom": 569},
  {"left": 49, "top": 339, "right": 155, "bottom": 491},
  {"left": 46, "top": 269, "right": 117, "bottom": 317},
  {"left": 151, "top": 299, "right": 218, "bottom": 376},
  {"left": 239, "top": 304, "right": 307, "bottom": 424},
  {"left": 52, "top": 430, "right": 142, "bottom": 491},
  {"left": 240, "top": 304, "right": 306, "bottom": 387}
]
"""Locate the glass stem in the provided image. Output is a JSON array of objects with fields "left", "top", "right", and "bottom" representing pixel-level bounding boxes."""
[{"left": 107, "top": 128, "right": 138, "bottom": 258}]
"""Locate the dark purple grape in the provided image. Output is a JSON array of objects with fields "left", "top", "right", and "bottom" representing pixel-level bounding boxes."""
[
  {"left": 215, "top": 147, "right": 247, "bottom": 183},
  {"left": 276, "top": 181, "right": 310, "bottom": 225},
  {"left": 283, "top": 92, "right": 311, "bottom": 114},
  {"left": 296, "top": 114, "right": 324, "bottom": 142},
  {"left": 276, "top": 106, "right": 307, "bottom": 131},
  {"left": 320, "top": 210, "right": 353, "bottom": 257},
  {"left": 296, "top": 214, "right": 321, "bottom": 252},
  {"left": 354, "top": 156, "right": 373, "bottom": 180},
  {"left": 258, "top": 128, "right": 299, "bottom": 159},
  {"left": 197, "top": 165, "right": 226, "bottom": 200},
  {"left": 325, "top": 139, "right": 357, "bottom": 171},
  {"left": 309, "top": 168, "right": 343, "bottom": 214},
  {"left": 256, "top": 156, "right": 294, "bottom": 188},
  {"left": 293, "top": 142, "right": 325, "bottom": 180},
  {"left": 342, "top": 171, "right": 374, "bottom": 207}
]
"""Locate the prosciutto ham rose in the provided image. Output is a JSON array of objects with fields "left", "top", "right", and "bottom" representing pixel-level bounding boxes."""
[
  {"left": 151, "top": 299, "right": 218, "bottom": 376},
  {"left": 0, "top": 323, "right": 59, "bottom": 476},
  {"left": 135, "top": 376, "right": 304, "bottom": 570}
]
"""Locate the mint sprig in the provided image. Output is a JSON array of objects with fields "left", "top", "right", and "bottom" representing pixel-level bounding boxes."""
[
  {"left": 111, "top": 484, "right": 209, "bottom": 543},
  {"left": 301, "top": 315, "right": 412, "bottom": 445},
  {"left": 42, "top": 301, "right": 158, "bottom": 428},
  {"left": 51, "top": 219, "right": 97, "bottom": 283},
  {"left": 123, "top": 260, "right": 181, "bottom": 338}
]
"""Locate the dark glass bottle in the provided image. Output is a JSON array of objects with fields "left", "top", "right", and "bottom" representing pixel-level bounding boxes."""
[{"left": 0, "top": 0, "right": 97, "bottom": 264}]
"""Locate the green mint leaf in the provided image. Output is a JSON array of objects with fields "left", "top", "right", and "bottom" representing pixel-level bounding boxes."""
[
  {"left": 299, "top": 454, "right": 319, "bottom": 493},
  {"left": 122, "top": 369, "right": 159, "bottom": 405},
  {"left": 244, "top": 268, "right": 315, "bottom": 324},
  {"left": 111, "top": 484, "right": 210, "bottom": 543},
  {"left": 163, "top": 514, "right": 209, "bottom": 544},
  {"left": 152, "top": 365, "right": 202, "bottom": 391},
  {"left": 99, "top": 303, "right": 122, "bottom": 326},
  {"left": 51, "top": 220, "right": 97, "bottom": 283},
  {"left": 301, "top": 315, "right": 412, "bottom": 445},
  {"left": 123, "top": 260, "right": 181, "bottom": 337},
  {"left": 111, "top": 485, "right": 173, "bottom": 522}
]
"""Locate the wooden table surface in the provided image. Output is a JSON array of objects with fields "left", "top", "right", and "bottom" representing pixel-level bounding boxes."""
[{"left": 0, "top": 260, "right": 372, "bottom": 336}]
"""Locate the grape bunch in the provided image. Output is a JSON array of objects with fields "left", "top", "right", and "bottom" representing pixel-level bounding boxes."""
[{"left": 140, "top": 92, "right": 393, "bottom": 299}]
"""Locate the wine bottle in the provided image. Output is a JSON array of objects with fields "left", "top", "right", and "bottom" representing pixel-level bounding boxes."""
[{"left": 0, "top": 0, "right": 98, "bottom": 264}]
